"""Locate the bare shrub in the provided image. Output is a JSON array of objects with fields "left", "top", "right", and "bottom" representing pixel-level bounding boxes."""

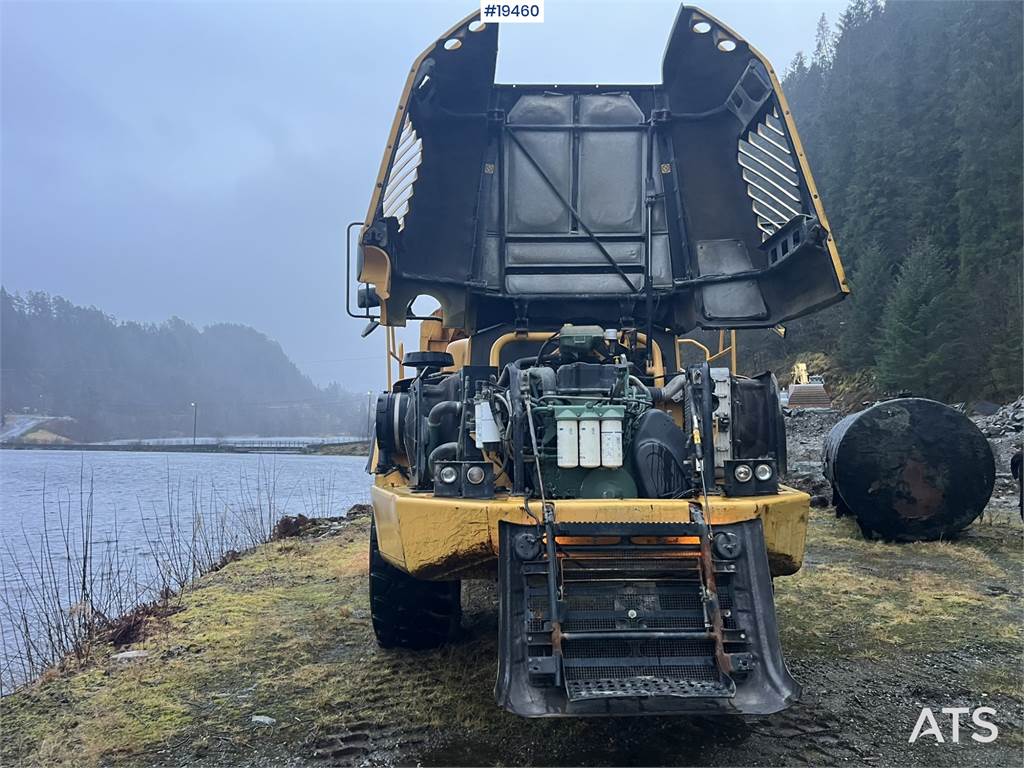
[{"left": 0, "top": 457, "right": 338, "bottom": 694}]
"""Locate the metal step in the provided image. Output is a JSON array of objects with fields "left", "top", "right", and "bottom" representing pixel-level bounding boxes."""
[
  {"left": 567, "top": 675, "right": 735, "bottom": 702},
  {"left": 516, "top": 517, "right": 744, "bottom": 703}
]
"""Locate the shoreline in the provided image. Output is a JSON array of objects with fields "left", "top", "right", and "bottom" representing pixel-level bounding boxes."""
[{"left": 0, "top": 441, "right": 371, "bottom": 456}]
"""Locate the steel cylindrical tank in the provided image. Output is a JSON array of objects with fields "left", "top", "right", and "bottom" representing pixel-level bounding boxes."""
[{"left": 822, "top": 398, "right": 995, "bottom": 541}]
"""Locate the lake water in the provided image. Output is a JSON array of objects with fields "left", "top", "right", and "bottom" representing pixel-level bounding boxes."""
[{"left": 0, "top": 449, "right": 372, "bottom": 688}]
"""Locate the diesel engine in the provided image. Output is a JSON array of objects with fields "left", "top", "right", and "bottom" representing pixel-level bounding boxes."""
[{"left": 374, "top": 325, "right": 786, "bottom": 505}]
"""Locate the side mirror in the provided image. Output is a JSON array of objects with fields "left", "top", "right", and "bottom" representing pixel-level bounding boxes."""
[
  {"left": 357, "top": 285, "right": 381, "bottom": 309},
  {"left": 361, "top": 320, "right": 380, "bottom": 338}
]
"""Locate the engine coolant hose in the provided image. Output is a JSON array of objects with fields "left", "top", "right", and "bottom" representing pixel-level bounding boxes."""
[
  {"left": 426, "top": 400, "right": 462, "bottom": 451},
  {"left": 428, "top": 441, "right": 459, "bottom": 476},
  {"left": 647, "top": 373, "right": 688, "bottom": 404},
  {"left": 424, "top": 401, "right": 462, "bottom": 479}
]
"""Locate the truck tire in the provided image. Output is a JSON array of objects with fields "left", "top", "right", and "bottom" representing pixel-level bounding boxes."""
[{"left": 369, "top": 516, "right": 461, "bottom": 649}]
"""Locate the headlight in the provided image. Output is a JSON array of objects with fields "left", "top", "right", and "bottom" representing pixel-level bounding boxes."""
[
  {"left": 733, "top": 464, "right": 753, "bottom": 483},
  {"left": 438, "top": 466, "right": 459, "bottom": 484},
  {"left": 466, "top": 466, "right": 485, "bottom": 485},
  {"left": 754, "top": 463, "right": 773, "bottom": 482}
]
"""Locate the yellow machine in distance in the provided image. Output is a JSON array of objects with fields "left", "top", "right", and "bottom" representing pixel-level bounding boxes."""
[
  {"left": 350, "top": 5, "right": 847, "bottom": 717},
  {"left": 791, "top": 362, "right": 810, "bottom": 386}
]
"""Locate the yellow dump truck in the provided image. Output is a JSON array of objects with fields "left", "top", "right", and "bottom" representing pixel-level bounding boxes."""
[{"left": 349, "top": 5, "right": 847, "bottom": 717}]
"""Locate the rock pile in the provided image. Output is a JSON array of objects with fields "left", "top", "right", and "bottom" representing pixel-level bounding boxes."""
[
  {"left": 973, "top": 395, "right": 1023, "bottom": 438},
  {"left": 784, "top": 408, "right": 844, "bottom": 465},
  {"left": 972, "top": 395, "right": 1022, "bottom": 476},
  {"left": 782, "top": 408, "right": 843, "bottom": 502}
]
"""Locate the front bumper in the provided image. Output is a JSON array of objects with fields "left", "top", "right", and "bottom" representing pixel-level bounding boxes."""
[{"left": 370, "top": 476, "right": 809, "bottom": 579}]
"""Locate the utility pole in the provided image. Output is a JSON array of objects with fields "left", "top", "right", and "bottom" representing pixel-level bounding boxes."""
[
  {"left": 366, "top": 391, "right": 373, "bottom": 440},
  {"left": 190, "top": 402, "right": 198, "bottom": 446}
]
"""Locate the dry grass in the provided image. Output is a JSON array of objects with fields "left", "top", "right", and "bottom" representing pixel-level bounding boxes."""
[
  {"left": 2, "top": 510, "right": 1021, "bottom": 767},
  {"left": 1, "top": 531, "right": 369, "bottom": 766},
  {"left": 776, "top": 510, "right": 1022, "bottom": 659}
]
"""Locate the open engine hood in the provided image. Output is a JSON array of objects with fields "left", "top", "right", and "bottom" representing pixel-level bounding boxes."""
[{"left": 357, "top": 5, "right": 848, "bottom": 333}]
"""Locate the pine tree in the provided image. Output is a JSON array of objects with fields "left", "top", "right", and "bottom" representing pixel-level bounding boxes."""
[
  {"left": 784, "top": 52, "right": 809, "bottom": 83},
  {"left": 948, "top": 0, "right": 1024, "bottom": 398},
  {"left": 876, "top": 239, "right": 961, "bottom": 399},
  {"left": 777, "top": 0, "right": 1022, "bottom": 402},
  {"left": 838, "top": 242, "right": 893, "bottom": 369},
  {"left": 987, "top": 275, "right": 1024, "bottom": 397},
  {"left": 811, "top": 14, "right": 836, "bottom": 70}
]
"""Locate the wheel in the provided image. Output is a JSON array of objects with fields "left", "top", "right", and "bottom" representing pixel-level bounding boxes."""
[{"left": 369, "top": 516, "right": 461, "bottom": 649}]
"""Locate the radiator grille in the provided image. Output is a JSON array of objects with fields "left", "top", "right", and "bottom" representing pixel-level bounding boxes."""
[
  {"left": 564, "top": 637, "right": 715, "bottom": 660},
  {"left": 566, "top": 664, "right": 718, "bottom": 682}
]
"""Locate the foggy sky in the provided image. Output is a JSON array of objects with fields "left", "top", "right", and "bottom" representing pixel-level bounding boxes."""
[{"left": 1, "top": 0, "right": 847, "bottom": 390}]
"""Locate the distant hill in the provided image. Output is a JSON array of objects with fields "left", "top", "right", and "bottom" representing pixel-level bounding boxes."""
[
  {"left": 0, "top": 289, "right": 366, "bottom": 442},
  {"left": 737, "top": 0, "right": 1022, "bottom": 404}
]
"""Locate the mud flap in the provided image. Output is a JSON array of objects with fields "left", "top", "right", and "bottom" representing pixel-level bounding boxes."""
[{"left": 495, "top": 517, "right": 799, "bottom": 717}]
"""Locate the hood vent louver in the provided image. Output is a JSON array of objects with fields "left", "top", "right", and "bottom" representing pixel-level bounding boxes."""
[
  {"left": 738, "top": 108, "right": 804, "bottom": 240},
  {"left": 381, "top": 116, "right": 422, "bottom": 231}
]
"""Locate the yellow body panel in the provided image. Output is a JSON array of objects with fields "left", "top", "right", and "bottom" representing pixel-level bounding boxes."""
[{"left": 371, "top": 475, "right": 809, "bottom": 580}]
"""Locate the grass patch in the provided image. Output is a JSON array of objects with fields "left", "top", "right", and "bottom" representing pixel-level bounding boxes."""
[
  {"left": 778, "top": 511, "right": 1023, "bottom": 659},
  {"left": 0, "top": 527, "right": 373, "bottom": 767},
  {"left": 2, "top": 509, "right": 1020, "bottom": 767}
]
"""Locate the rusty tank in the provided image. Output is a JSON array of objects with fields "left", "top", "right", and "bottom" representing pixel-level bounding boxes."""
[{"left": 822, "top": 398, "right": 995, "bottom": 541}]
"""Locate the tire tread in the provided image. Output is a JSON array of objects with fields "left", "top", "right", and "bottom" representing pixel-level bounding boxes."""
[{"left": 369, "top": 517, "right": 461, "bottom": 649}]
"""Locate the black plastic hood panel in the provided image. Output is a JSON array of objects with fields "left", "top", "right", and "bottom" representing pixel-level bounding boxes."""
[{"left": 358, "top": 5, "right": 848, "bottom": 333}]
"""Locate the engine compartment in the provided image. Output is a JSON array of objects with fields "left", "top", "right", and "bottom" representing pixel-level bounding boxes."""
[{"left": 373, "top": 325, "right": 786, "bottom": 502}]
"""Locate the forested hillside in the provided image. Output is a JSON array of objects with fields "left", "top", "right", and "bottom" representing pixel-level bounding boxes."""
[
  {"left": 743, "top": 0, "right": 1022, "bottom": 403},
  {"left": 0, "top": 290, "right": 366, "bottom": 441}
]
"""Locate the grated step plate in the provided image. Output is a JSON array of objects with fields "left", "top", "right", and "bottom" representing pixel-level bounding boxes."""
[{"left": 566, "top": 675, "right": 735, "bottom": 701}]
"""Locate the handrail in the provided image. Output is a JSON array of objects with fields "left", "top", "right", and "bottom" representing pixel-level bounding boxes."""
[
  {"left": 489, "top": 332, "right": 553, "bottom": 368},
  {"left": 712, "top": 330, "right": 738, "bottom": 373},
  {"left": 677, "top": 338, "right": 711, "bottom": 369},
  {"left": 676, "top": 330, "right": 738, "bottom": 373},
  {"left": 385, "top": 327, "right": 405, "bottom": 389},
  {"left": 628, "top": 332, "right": 666, "bottom": 386}
]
